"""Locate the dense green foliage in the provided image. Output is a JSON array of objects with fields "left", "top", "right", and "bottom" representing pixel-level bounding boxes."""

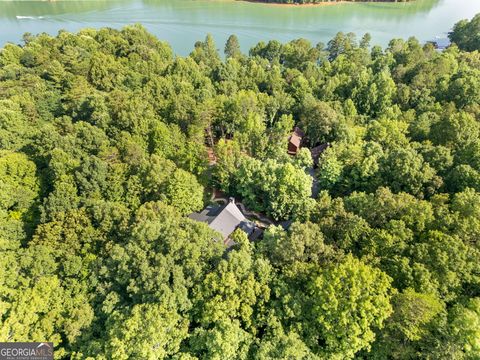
[
  {"left": 0, "top": 14, "right": 480, "bottom": 359},
  {"left": 449, "top": 13, "right": 480, "bottom": 52}
]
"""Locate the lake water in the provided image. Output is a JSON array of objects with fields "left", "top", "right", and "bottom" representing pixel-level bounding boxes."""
[{"left": 1, "top": 0, "right": 480, "bottom": 55}]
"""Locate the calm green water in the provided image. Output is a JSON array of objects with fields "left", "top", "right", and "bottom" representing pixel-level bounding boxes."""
[{"left": 1, "top": 0, "right": 479, "bottom": 55}]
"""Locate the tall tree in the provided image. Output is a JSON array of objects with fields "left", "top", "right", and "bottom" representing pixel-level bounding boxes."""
[{"left": 225, "top": 35, "right": 242, "bottom": 59}]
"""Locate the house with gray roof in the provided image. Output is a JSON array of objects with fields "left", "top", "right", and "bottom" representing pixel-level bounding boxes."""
[{"left": 189, "top": 198, "right": 261, "bottom": 247}]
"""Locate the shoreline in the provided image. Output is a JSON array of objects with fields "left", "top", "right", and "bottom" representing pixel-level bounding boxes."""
[
  {"left": 237, "top": 0, "right": 410, "bottom": 6},
  {"left": 238, "top": 0, "right": 348, "bottom": 6}
]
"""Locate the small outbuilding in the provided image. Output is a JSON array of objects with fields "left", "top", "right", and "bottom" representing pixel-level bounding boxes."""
[{"left": 287, "top": 127, "right": 305, "bottom": 155}]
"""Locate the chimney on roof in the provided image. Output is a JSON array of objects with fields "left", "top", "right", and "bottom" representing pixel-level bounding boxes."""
[{"left": 229, "top": 197, "right": 235, "bottom": 204}]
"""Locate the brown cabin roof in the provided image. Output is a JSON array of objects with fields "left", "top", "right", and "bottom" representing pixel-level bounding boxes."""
[
  {"left": 288, "top": 127, "right": 305, "bottom": 154},
  {"left": 289, "top": 133, "right": 301, "bottom": 149}
]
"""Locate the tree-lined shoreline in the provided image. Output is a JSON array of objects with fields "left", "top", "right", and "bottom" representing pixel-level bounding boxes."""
[
  {"left": 0, "top": 11, "right": 479, "bottom": 360},
  {"left": 241, "top": 0, "right": 412, "bottom": 6}
]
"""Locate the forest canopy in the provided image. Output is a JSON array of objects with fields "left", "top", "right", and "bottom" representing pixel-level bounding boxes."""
[{"left": 0, "top": 13, "right": 480, "bottom": 359}]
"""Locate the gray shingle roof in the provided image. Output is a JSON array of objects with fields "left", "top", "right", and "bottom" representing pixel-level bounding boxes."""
[
  {"left": 188, "top": 204, "right": 222, "bottom": 223},
  {"left": 189, "top": 200, "right": 258, "bottom": 243},
  {"left": 208, "top": 202, "right": 248, "bottom": 240}
]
